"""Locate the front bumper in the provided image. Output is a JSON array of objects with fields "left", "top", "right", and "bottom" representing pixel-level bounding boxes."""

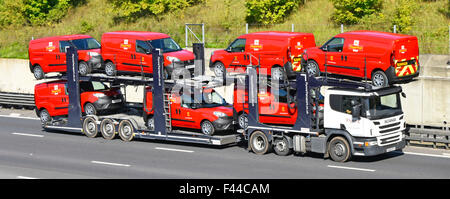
[
  {"left": 88, "top": 55, "right": 103, "bottom": 69},
  {"left": 93, "top": 96, "right": 124, "bottom": 111},
  {"left": 166, "top": 59, "right": 199, "bottom": 77},
  {"left": 212, "top": 116, "right": 235, "bottom": 131},
  {"left": 353, "top": 138, "right": 406, "bottom": 156}
]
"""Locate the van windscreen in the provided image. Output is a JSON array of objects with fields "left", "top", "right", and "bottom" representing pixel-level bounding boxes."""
[
  {"left": 148, "top": 38, "right": 181, "bottom": 53},
  {"left": 71, "top": 38, "right": 101, "bottom": 50}
]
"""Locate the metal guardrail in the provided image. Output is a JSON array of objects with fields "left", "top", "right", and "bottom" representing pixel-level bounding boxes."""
[
  {"left": 0, "top": 92, "right": 35, "bottom": 108},
  {"left": 406, "top": 125, "right": 450, "bottom": 149}
]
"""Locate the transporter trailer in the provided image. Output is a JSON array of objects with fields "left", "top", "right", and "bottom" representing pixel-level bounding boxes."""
[
  {"left": 41, "top": 46, "right": 239, "bottom": 146},
  {"left": 244, "top": 64, "right": 407, "bottom": 162}
]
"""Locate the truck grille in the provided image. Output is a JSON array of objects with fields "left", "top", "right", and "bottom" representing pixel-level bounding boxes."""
[
  {"left": 379, "top": 134, "right": 402, "bottom": 146},
  {"left": 379, "top": 122, "right": 401, "bottom": 134}
]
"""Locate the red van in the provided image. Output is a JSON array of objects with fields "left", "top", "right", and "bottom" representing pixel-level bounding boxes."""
[
  {"left": 302, "top": 30, "right": 420, "bottom": 87},
  {"left": 210, "top": 31, "right": 316, "bottom": 80},
  {"left": 29, "top": 35, "right": 102, "bottom": 80},
  {"left": 233, "top": 86, "right": 298, "bottom": 129},
  {"left": 35, "top": 80, "right": 124, "bottom": 123},
  {"left": 144, "top": 87, "right": 234, "bottom": 135},
  {"left": 101, "top": 31, "right": 195, "bottom": 77}
]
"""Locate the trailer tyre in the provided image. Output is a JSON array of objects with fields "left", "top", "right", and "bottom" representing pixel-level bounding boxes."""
[
  {"left": 250, "top": 131, "right": 271, "bottom": 155},
  {"left": 83, "top": 117, "right": 98, "bottom": 138},
  {"left": 328, "top": 136, "right": 352, "bottom": 162},
  {"left": 273, "top": 137, "right": 292, "bottom": 156},
  {"left": 100, "top": 118, "right": 116, "bottom": 140},
  {"left": 118, "top": 120, "right": 134, "bottom": 142}
]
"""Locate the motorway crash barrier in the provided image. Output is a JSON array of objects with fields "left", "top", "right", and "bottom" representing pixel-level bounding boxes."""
[
  {"left": 0, "top": 92, "right": 35, "bottom": 108},
  {"left": 406, "top": 125, "right": 450, "bottom": 149}
]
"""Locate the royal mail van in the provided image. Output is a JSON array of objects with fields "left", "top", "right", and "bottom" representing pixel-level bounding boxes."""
[
  {"left": 302, "top": 30, "right": 420, "bottom": 87},
  {"left": 29, "top": 35, "right": 102, "bottom": 79},
  {"left": 101, "top": 31, "right": 195, "bottom": 77},
  {"left": 35, "top": 80, "right": 124, "bottom": 123},
  {"left": 210, "top": 31, "right": 316, "bottom": 80}
]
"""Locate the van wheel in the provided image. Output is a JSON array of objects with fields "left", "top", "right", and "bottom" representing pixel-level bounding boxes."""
[
  {"left": 371, "top": 70, "right": 389, "bottom": 87},
  {"left": 104, "top": 61, "right": 116, "bottom": 76},
  {"left": 84, "top": 103, "right": 97, "bottom": 115},
  {"left": 118, "top": 120, "right": 134, "bottom": 142},
  {"left": 271, "top": 66, "right": 286, "bottom": 81},
  {"left": 250, "top": 130, "right": 271, "bottom": 155},
  {"left": 306, "top": 60, "right": 320, "bottom": 77},
  {"left": 273, "top": 137, "right": 292, "bottom": 156},
  {"left": 100, "top": 118, "right": 116, "bottom": 140},
  {"left": 201, "top": 120, "right": 215, "bottom": 136},
  {"left": 83, "top": 116, "right": 98, "bottom": 138},
  {"left": 212, "top": 62, "right": 225, "bottom": 78},
  {"left": 78, "top": 61, "right": 91, "bottom": 76},
  {"left": 238, "top": 113, "right": 248, "bottom": 129},
  {"left": 328, "top": 136, "right": 351, "bottom": 162},
  {"left": 33, "top": 65, "right": 44, "bottom": 80},
  {"left": 39, "top": 109, "right": 52, "bottom": 124},
  {"left": 146, "top": 115, "right": 154, "bottom": 130}
]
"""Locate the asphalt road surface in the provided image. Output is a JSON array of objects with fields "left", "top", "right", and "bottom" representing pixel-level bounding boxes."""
[{"left": 0, "top": 109, "right": 449, "bottom": 179}]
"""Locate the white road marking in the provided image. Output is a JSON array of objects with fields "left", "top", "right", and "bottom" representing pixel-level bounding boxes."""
[
  {"left": 0, "top": 114, "right": 40, "bottom": 120},
  {"left": 17, "top": 176, "right": 38, "bottom": 179},
  {"left": 9, "top": 113, "right": 21, "bottom": 117},
  {"left": 401, "top": 151, "right": 450, "bottom": 159},
  {"left": 327, "top": 165, "right": 376, "bottom": 172},
  {"left": 155, "top": 147, "right": 194, "bottom": 153},
  {"left": 443, "top": 153, "right": 450, "bottom": 157},
  {"left": 12, "top": 132, "right": 44, "bottom": 138},
  {"left": 90, "top": 161, "right": 131, "bottom": 167}
]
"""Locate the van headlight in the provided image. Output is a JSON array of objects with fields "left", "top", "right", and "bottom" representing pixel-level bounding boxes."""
[
  {"left": 88, "top": 52, "right": 100, "bottom": 57},
  {"left": 93, "top": 93, "right": 106, "bottom": 98},
  {"left": 166, "top": 56, "right": 180, "bottom": 63},
  {"left": 213, "top": 111, "right": 227, "bottom": 117}
]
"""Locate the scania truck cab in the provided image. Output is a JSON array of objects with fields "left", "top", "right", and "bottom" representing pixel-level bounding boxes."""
[{"left": 245, "top": 66, "right": 406, "bottom": 162}]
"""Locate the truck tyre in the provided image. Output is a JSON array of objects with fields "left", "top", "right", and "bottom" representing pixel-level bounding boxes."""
[
  {"left": 328, "top": 136, "right": 352, "bottom": 162},
  {"left": 104, "top": 61, "right": 116, "bottom": 76},
  {"left": 250, "top": 131, "right": 271, "bottom": 155},
  {"left": 271, "top": 66, "right": 286, "bottom": 82},
  {"left": 273, "top": 137, "right": 292, "bottom": 156},
  {"left": 33, "top": 65, "right": 45, "bottom": 80},
  {"left": 212, "top": 62, "right": 225, "bottom": 78},
  {"left": 371, "top": 70, "right": 389, "bottom": 87},
  {"left": 39, "top": 109, "right": 52, "bottom": 124},
  {"left": 100, "top": 118, "right": 116, "bottom": 140},
  {"left": 78, "top": 61, "right": 91, "bottom": 76},
  {"left": 201, "top": 120, "right": 215, "bottom": 136},
  {"left": 306, "top": 60, "right": 320, "bottom": 77},
  {"left": 238, "top": 113, "right": 248, "bottom": 129},
  {"left": 83, "top": 116, "right": 98, "bottom": 138},
  {"left": 118, "top": 120, "right": 134, "bottom": 142},
  {"left": 84, "top": 103, "right": 97, "bottom": 116}
]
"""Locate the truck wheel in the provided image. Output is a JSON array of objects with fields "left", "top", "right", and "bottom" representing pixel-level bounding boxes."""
[
  {"left": 104, "top": 61, "right": 116, "bottom": 76},
  {"left": 271, "top": 66, "right": 286, "bottom": 82},
  {"left": 238, "top": 113, "right": 248, "bottom": 129},
  {"left": 306, "top": 60, "right": 320, "bottom": 77},
  {"left": 328, "top": 136, "right": 352, "bottom": 162},
  {"left": 78, "top": 61, "right": 91, "bottom": 76},
  {"left": 84, "top": 103, "right": 97, "bottom": 116},
  {"left": 250, "top": 131, "right": 271, "bottom": 155},
  {"left": 371, "top": 70, "right": 389, "bottom": 87},
  {"left": 212, "top": 62, "right": 225, "bottom": 78},
  {"left": 100, "top": 118, "right": 116, "bottom": 140},
  {"left": 273, "top": 137, "right": 292, "bottom": 156},
  {"left": 33, "top": 65, "right": 44, "bottom": 80},
  {"left": 83, "top": 117, "right": 98, "bottom": 138},
  {"left": 39, "top": 109, "right": 52, "bottom": 124},
  {"left": 201, "top": 120, "right": 215, "bottom": 136},
  {"left": 118, "top": 120, "right": 134, "bottom": 142}
]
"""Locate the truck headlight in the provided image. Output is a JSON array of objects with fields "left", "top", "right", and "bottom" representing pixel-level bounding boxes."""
[
  {"left": 213, "top": 111, "right": 227, "bottom": 117},
  {"left": 166, "top": 56, "right": 180, "bottom": 63},
  {"left": 93, "top": 93, "right": 106, "bottom": 98},
  {"left": 365, "top": 141, "right": 378, "bottom": 146}
]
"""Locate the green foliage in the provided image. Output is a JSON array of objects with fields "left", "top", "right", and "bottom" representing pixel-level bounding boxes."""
[
  {"left": 438, "top": 0, "right": 450, "bottom": 18},
  {"left": 331, "top": 0, "right": 382, "bottom": 25},
  {"left": 245, "top": 0, "right": 301, "bottom": 24},
  {"left": 80, "top": 20, "right": 93, "bottom": 34},
  {"left": 109, "top": 0, "right": 205, "bottom": 23},
  {"left": 391, "top": 0, "right": 418, "bottom": 33}
]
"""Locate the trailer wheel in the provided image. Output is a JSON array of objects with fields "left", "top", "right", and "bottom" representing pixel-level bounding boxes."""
[
  {"left": 78, "top": 61, "right": 91, "bottom": 76},
  {"left": 83, "top": 117, "right": 98, "bottom": 138},
  {"left": 250, "top": 131, "right": 271, "bottom": 155},
  {"left": 328, "top": 136, "right": 352, "bottom": 162},
  {"left": 201, "top": 120, "right": 215, "bottom": 136},
  {"left": 104, "top": 61, "right": 116, "bottom": 76},
  {"left": 39, "top": 109, "right": 52, "bottom": 124},
  {"left": 33, "top": 65, "right": 45, "bottom": 80},
  {"left": 273, "top": 137, "right": 292, "bottom": 156},
  {"left": 118, "top": 120, "right": 134, "bottom": 142},
  {"left": 100, "top": 118, "right": 116, "bottom": 140}
]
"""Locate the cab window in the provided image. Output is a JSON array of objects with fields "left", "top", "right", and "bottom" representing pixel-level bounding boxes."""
[
  {"left": 227, "top": 39, "right": 246, "bottom": 52},
  {"left": 323, "top": 37, "right": 344, "bottom": 52},
  {"left": 330, "top": 95, "right": 360, "bottom": 114},
  {"left": 136, "top": 40, "right": 151, "bottom": 54}
]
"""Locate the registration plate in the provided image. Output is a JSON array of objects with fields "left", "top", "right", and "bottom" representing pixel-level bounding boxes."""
[
  {"left": 186, "top": 65, "right": 196, "bottom": 69},
  {"left": 386, "top": 147, "right": 396, "bottom": 152},
  {"left": 112, "top": 99, "right": 122, "bottom": 103}
]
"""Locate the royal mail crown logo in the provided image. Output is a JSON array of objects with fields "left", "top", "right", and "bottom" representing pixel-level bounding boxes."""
[{"left": 120, "top": 39, "right": 131, "bottom": 50}]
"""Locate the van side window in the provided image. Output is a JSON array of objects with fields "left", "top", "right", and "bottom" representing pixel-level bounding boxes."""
[
  {"left": 324, "top": 37, "right": 344, "bottom": 52},
  {"left": 136, "top": 40, "right": 150, "bottom": 54},
  {"left": 227, "top": 39, "right": 246, "bottom": 52},
  {"left": 59, "top": 41, "right": 72, "bottom": 53}
]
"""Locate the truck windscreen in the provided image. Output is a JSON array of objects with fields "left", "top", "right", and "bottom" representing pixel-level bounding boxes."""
[
  {"left": 71, "top": 38, "right": 101, "bottom": 50},
  {"left": 148, "top": 38, "right": 182, "bottom": 53},
  {"left": 364, "top": 93, "right": 402, "bottom": 119}
]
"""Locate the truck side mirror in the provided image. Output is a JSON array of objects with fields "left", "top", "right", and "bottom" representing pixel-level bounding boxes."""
[
  {"left": 351, "top": 100, "right": 361, "bottom": 121},
  {"left": 401, "top": 92, "right": 406, "bottom": 98}
]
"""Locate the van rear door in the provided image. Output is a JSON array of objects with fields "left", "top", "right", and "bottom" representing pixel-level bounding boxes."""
[
  {"left": 393, "top": 37, "right": 419, "bottom": 77},
  {"left": 289, "top": 35, "right": 316, "bottom": 71}
]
